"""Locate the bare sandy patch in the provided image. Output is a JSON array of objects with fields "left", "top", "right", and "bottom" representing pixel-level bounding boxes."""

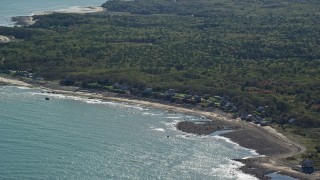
[{"left": 0, "top": 35, "right": 11, "bottom": 43}]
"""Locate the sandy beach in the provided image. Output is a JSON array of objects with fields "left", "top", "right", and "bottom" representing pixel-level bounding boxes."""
[
  {"left": 33, "top": 6, "right": 105, "bottom": 15},
  {"left": 0, "top": 36, "right": 11, "bottom": 43},
  {"left": 11, "top": 6, "right": 105, "bottom": 26},
  {"left": 0, "top": 76, "right": 32, "bottom": 87},
  {"left": 0, "top": 76, "right": 319, "bottom": 179}
]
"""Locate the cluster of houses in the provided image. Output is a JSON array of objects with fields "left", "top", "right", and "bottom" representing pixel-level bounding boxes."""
[
  {"left": 6, "top": 70, "right": 44, "bottom": 81},
  {"left": 3, "top": 71, "right": 274, "bottom": 127},
  {"left": 108, "top": 84, "right": 272, "bottom": 126},
  {"left": 2, "top": 70, "right": 277, "bottom": 127},
  {"left": 239, "top": 106, "right": 269, "bottom": 126}
]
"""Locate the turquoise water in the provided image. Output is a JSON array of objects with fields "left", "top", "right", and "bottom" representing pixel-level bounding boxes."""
[
  {"left": 0, "top": 0, "right": 106, "bottom": 26},
  {"left": 0, "top": 86, "right": 259, "bottom": 179}
]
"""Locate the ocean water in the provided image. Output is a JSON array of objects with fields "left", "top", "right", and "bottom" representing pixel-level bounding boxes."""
[
  {"left": 0, "top": 0, "right": 106, "bottom": 26},
  {"left": 0, "top": 86, "right": 259, "bottom": 179}
]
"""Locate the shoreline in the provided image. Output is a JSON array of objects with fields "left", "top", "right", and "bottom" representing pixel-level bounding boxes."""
[
  {"left": 0, "top": 76, "right": 318, "bottom": 179},
  {"left": 10, "top": 6, "right": 105, "bottom": 26}
]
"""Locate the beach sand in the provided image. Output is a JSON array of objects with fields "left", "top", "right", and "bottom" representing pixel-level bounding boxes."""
[
  {"left": 0, "top": 36, "right": 11, "bottom": 43},
  {"left": 11, "top": 6, "right": 105, "bottom": 26},
  {"left": 33, "top": 6, "right": 105, "bottom": 15},
  {"left": 0, "top": 76, "right": 32, "bottom": 87},
  {"left": 0, "top": 76, "right": 319, "bottom": 179}
]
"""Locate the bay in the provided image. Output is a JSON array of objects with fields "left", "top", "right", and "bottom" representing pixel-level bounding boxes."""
[{"left": 0, "top": 86, "right": 258, "bottom": 179}]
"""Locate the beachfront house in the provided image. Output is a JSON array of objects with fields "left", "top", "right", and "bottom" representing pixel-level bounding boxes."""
[
  {"left": 260, "top": 120, "right": 268, "bottom": 126},
  {"left": 142, "top": 88, "right": 153, "bottom": 97}
]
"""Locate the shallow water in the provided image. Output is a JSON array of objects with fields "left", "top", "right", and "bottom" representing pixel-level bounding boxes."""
[
  {"left": 0, "top": 0, "right": 106, "bottom": 26},
  {"left": 266, "top": 172, "right": 298, "bottom": 180},
  {"left": 0, "top": 86, "right": 259, "bottom": 179}
]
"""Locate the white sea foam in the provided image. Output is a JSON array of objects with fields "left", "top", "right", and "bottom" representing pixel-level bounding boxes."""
[
  {"left": 171, "top": 145, "right": 258, "bottom": 180},
  {"left": 213, "top": 160, "right": 259, "bottom": 180},
  {"left": 15, "top": 86, "right": 32, "bottom": 90},
  {"left": 213, "top": 135, "right": 261, "bottom": 156},
  {"left": 142, "top": 112, "right": 159, "bottom": 116},
  {"left": 31, "top": 91, "right": 152, "bottom": 112},
  {"left": 176, "top": 133, "right": 197, "bottom": 139},
  {"left": 150, "top": 128, "right": 165, "bottom": 132},
  {"left": 163, "top": 119, "right": 183, "bottom": 131},
  {"left": 166, "top": 116, "right": 182, "bottom": 119}
]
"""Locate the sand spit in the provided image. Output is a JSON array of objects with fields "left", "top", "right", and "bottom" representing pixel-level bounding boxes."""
[
  {"left": 30, "top": 6, "right": 105, "bottom": 16},
  {"left": 11, "top": 6, "right": 105, "bottom": 26}
]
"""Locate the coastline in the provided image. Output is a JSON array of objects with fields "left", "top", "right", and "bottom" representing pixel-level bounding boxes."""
[
  {"left": 0, "top": 76, "right": 318, "bottom": 179},
  {"left": 10, "top": 6, "right": 105, "bottom": 26}
]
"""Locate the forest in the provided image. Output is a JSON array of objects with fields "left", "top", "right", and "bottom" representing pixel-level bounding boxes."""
[{"left": 0, "top": 0, "right": 320, "bottom": 164}]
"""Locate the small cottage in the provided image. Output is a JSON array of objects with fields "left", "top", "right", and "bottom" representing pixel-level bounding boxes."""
[{"left": 142, "top": 88, "right": 153, "bottom": 97}]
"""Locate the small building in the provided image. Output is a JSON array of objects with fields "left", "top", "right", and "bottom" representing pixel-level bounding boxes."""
[
  {"left": 143, "top": 88, "right": 153, "bottom": 93},
  {"left": 253, "top": 117, "right": 261, "bottom": 124},
  {"left": 142, "top": 88, "right": 153, "bottom": 97},
  {"left": 260, "top": 120, "right": 268, "bottom": 126},
  {"left": 301, "top": 159, "right": 314, "bottom": 174},
  {"left": 27, "top": 73, "right": 34, "bottom": 78},
  {"left": 245, "top": 114, "right": 253, "bottom": 122},
  {"left": 240, "top": 112, "right": 249, "bottom": 121}
]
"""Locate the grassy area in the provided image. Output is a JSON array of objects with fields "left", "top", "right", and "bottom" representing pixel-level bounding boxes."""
[{"left": 273, "top": 125, "right": 320, "bottom": 168}]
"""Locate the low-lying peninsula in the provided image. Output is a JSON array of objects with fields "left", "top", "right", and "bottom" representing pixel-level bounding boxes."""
[{"left": 177, "top": 119, "right": 310, "bottom": 179}]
